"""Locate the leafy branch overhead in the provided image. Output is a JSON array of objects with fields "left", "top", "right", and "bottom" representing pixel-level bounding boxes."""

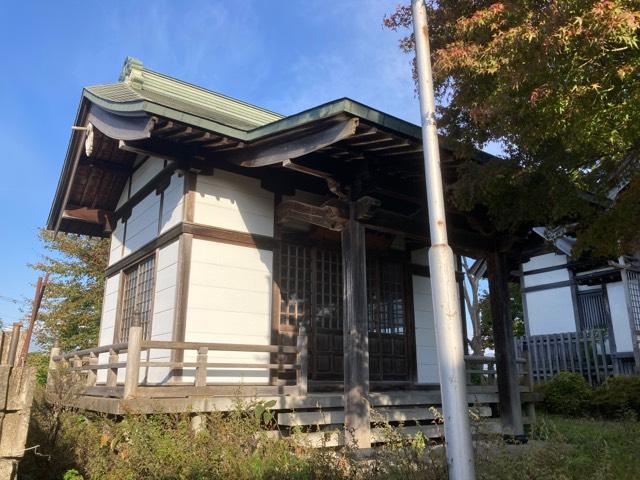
[{"left": 384, "top": 1, "right": 640, "bottom": 256}]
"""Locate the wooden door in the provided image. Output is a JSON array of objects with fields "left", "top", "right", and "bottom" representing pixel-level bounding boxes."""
[
  {"left": 367, "top": 259, "right": 410, "bottom": 381},
  {"left": 275, "top": 243, "right": 411, "bottom": 384}
]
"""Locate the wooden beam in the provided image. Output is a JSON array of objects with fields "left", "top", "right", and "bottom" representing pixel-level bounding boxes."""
[
  {"left": 341, "top": 203, "right": 371, "bottom": 448},
  {"left": 225, "top": 117, "right": 359, "bottom": 167},
  {"left": 486, "top": 250, "right": 525, "bottom": 439},
  {"left": 62, "top": 205, "right": 114, "bottom": 232},
  {"left": 276, "top": 200, "right": 347, "bottom": 231}
]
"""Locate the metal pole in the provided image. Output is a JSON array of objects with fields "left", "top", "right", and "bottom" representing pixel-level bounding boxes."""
[
  {"left": 410, "top": 1, "right": 475, "bottom": 478},
  {"left": 17, "top": 273, "right": 49, "bottom": 367}
]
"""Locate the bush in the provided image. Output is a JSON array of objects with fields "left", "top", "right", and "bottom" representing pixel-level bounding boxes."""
[
  {"left": 592, "top": 376, "right": 640, "bottom": 418},
  {"left": 538, "top": 372, "right": 593, "bottom": 416}
]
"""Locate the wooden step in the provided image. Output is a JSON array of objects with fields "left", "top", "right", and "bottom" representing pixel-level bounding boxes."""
[
  {"left": 277, "top": 406, "right": 491, "bottom": 427},
  {"left": 272, "top": 418, "right": 503, "bottom": 448}
]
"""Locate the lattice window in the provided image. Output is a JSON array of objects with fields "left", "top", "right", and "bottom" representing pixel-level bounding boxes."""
[
  {"left": 279, "top": 244, "right": 311, "bottom": 328},
  {"left": 577, "top": 290, "right": 609, "bottom": 331},
  {"left": 379, "top": 262, "right": 405, "bottom": 335},
  {"left": 118, "top": 255, "right": 156, "bottom": 341},
  {"left": 315, "top": 249, "right": 343, "bottom": 330},
  {"left": 627, "top": 270, "right": 640, "bottom": 332}
]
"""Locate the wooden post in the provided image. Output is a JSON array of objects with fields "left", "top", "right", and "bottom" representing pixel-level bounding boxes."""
[
  {"left": 523, "top": 349, "right": 536, "bottom": 424},
  {"left": 72, "top": 355, "right": 82, "bottom": 385},
  {"left": 46, "top": 341, "right": 61, "bottom": 394},
  {"left": 486, "top": 251, "right": 524, "bottom": 439},
  {"left": 106, "top": 349, "right": 119, "bottom": 388},
  {"left": 296, "top": 321, "right": 308, "bottom": 396},
  {"left": 86, "top": 352, "right": 98, "bottom": 387},
  {"left": 123, "top": 321, "right": 143, "bottom": 399},
  {"left": 195, "top": 346, "right": 208, "bottom": 387},
  {"left": 7, "top": 322, "right": 22, "bottom": 366},
  {"left": 341, "top": 202, "right": 371, "bottom": 449}
]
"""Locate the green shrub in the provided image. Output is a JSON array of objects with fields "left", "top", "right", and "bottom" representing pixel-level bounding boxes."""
[
  {"left": 592, "top": 376, "right": 640, "bottom": 418},
  {"left": 539, "top": 372, "right": 593, "bottom": 416}
]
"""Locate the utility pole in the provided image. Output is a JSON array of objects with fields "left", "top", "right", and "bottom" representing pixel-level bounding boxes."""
[{"left": 410, "top": 1, "right": 476, "bottom": 478}]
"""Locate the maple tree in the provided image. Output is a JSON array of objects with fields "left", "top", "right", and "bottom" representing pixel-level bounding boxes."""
[{"left": 385, "top": 1, "right": 640, "bottom": 256}]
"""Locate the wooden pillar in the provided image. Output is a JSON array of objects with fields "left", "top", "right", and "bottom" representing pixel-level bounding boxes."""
[
  {"left": 296, "top": 321, "right": 309, "bottom": 396},
  {"left": 486, "top": 251, "right": 525, "bottom": 439},
  {"left": 123, "top": 320, "right": 143, "bottom": 399},
  {"left": 341, "top": 202, "right": 371, "bottom": 448},
  {"left": 195, "top": 346, "right": 208, "bottom": 387},
  {"left": 46, "top": 342, "right": 61, "bottom": 394}
]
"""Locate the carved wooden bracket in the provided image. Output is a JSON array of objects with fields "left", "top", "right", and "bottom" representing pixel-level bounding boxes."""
[
  {"left": 276, "top": 195, "right": 381, "bottom": 232},
  {"left": 276, "top": 200, "right": 347, "bottom": 231}
]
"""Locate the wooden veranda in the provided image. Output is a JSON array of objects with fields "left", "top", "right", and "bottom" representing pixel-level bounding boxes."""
[{"left": 47, "top": 335, "right": 537, "bottom": 443}]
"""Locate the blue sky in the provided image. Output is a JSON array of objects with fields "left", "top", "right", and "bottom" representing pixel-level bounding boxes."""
[{"left": 0, "top": 0, "right": 423, "bottom": 325}]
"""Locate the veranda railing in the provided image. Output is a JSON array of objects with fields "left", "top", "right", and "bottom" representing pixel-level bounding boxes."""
[{"left": 48, "top": 323, "right": 531, "bottom": 401}]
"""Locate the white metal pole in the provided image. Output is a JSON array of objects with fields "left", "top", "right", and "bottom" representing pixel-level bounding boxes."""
[{"left": 410, "top": 1, "right": 476, "bottom": 478}]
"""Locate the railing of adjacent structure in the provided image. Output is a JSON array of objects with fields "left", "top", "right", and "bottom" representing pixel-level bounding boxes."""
[{"left": 515, "top": 330, "right": 621, "bottom": 385}]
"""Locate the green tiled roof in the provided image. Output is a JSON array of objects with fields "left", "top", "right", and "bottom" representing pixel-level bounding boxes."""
[{"left": 86, "top": 57, "right": 284, "bottom": 135}]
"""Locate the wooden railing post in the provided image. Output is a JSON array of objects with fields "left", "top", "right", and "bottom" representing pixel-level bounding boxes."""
[
  {"left": 7, "top": 322, "right": 22, "bottom": 366},
  {"left": 195, "top": 346, "right": 208, "bottom": 387},
  {"left": 46, "top": 341, "right": 61, "bottom": 393},
  {"left": 296, "top": 322, "right": 308, "bottom": 396},
  {"left": 106, "top": 349, "right": 118, "bottom": 388},
  {"left": 72, "top": 354, "right": 82, "bottom": 384},
  {"left": 123, "top": 322, "right": 143, "bottom": 399},
  {"left": 86, "top": 352, "right": 98, "bottom": 387}
]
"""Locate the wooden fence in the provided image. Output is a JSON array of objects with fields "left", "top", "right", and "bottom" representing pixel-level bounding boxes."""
[{"left": 515, "top": 330, "right": 618, "bottom": 386}]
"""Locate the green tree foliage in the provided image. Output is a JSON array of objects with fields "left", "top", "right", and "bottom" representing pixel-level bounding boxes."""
[
  {"left": 30, "top": 229, "right": 109, "bottom": 351},
  {"left": 384, "top": 1, "right": 640, "bottom": 256},
  {"left": 478, "top": 282, "right": 525, "bottom": 349}
]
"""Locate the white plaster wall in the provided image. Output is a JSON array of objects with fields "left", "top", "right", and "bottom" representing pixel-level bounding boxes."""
[
  {"left": 160, "top": 173, "right": 184, "bottom": 234},
  {"left": 607, "top": 281, "right": 633, "bottom": 353},
  {"left": 106, "top": 158, "right": 184, "bottom": 267},
  {"left": 522, "top": 253, "right": 570, "bottom": 287},
  {"left": 130, "top": 157, "right": 164, "bottom": 196},
  {"left": 194, "top": 170, "right": 274, "bottom": 237},
  {"left": 525, "top": 287, "right": 577, "bottom": 335},
  {"left": 97, "top": 156, "right": 185, "bottom": 383},
  {"left": 144, "top": 240, "right": 180, "bottom": 384},
  {"left": 183, "top": 238, "right": 273, "bottom": 384},
  {"left": 108, "top": 220, "right": 126, "bottom": 266},
  {"left": 413, "top": 275, "right": 439, "bottom": 384},
  {"left": 522, "top": 253, "right": 577, "bottom": 335},
  {"left": 97, "top": 273, "right": 120, "bottom": 383},
  {"left": 124, "top": 190, "right": 161, "bottom": 255}
]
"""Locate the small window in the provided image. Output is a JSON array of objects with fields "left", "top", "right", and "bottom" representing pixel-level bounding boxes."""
[{"left": 118, "top": 255, "right": 156, "bottom": 341}]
